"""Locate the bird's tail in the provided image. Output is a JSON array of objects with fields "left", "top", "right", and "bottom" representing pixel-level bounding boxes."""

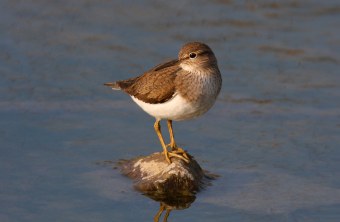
[{"left": 104, "top": 82, "right": 121, "bottom": 90}]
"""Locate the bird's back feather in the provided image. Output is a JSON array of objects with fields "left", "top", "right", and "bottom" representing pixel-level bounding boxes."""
[{"left": 107, "top": 59, "right": 181, "bottom": 104}]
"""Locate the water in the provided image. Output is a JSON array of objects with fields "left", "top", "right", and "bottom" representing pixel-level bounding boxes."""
[{"left": 1, "top": 0, "right": 340, "bottom": 221}]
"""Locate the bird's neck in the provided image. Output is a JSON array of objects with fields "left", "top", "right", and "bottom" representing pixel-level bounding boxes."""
[{"left": 180, "top": 63, "right": 219, "bottom": 77}]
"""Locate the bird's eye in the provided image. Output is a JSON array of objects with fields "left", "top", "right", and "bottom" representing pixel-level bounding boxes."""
[{"left": 189, "top": 52, "right": 197, "bottom": 59}]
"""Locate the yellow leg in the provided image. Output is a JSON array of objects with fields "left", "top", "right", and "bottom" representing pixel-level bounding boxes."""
[
  {"left": 167, "top": 120, "right": 190, "bottom": 161},
  {"left": 167, "top": 120, "right": 176, "bottom": 148},
  {"left": 154, "top": 119, "right": 171, "bottom": 164},
  {"left": 154, "top": 119, "right": 189, "bottom": 163}
]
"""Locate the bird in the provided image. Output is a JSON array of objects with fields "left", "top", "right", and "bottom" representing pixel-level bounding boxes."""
[{"left": 104, "top": 42, "right": 222, "bottom": 164}]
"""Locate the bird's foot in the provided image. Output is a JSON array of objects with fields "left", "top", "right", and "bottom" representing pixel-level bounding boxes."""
[
  {"left": 164, "top": 149, "right": 190, "bottom": 164},
  {"left": 169, "top": 151, "right": 190, "bottom": 163},
  {"left": 165, "top": 144, "right": 190, "bottom": 163},
  {"left": 171, "top": 147, "right": 190, "bottom": 160}
]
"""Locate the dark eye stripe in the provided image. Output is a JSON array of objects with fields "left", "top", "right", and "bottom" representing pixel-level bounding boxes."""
[{"left": 181, "top": 50, "right": 211, "bottom": 61}]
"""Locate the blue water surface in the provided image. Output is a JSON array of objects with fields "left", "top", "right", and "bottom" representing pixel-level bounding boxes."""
[{"left": 0, "top": 0, "right": 339, "bottom": 221}]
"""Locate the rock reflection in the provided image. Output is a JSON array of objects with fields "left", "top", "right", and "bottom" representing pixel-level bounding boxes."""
[{"left": 118, "top": 152, "right": 217, "bottom": 221}]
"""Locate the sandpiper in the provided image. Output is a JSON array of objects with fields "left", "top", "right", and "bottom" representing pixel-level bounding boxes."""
[{"left": 105, "top": 42, "right": 222, "bottom": 164}]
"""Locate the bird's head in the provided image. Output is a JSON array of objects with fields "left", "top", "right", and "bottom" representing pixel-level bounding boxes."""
[{"left": 178, "top": 42, "right": 218, "bottom": 73}]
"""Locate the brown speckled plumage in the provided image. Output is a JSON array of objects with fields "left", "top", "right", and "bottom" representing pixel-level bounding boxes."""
[
  {"left": 104, "top": 42, "right": 222, "bottom": 164},
  {"left": 106, "top": 42, "right": 221, "bottom": 105},
  {"left": 115, "top": 59, "right": 180, "bottom": 104}
]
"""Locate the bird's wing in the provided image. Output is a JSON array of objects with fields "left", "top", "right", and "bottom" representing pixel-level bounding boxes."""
[
  {"left": 116, "top": 59, "right": 181, "bottom": 104},
  {"left": 151, "top": 59, "right": 179, "bottom": 71}
]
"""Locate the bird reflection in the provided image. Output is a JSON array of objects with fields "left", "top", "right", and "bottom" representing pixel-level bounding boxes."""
[
  {"left": 154, "top": 203, "right": 171, "bottom": 222},
  {"left": 144, "top": 192, "right": 196, "bottom": 222}
]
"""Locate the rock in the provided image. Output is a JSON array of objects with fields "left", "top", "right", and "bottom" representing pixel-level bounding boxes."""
[{"left": 119, "top": 152, "right": 214, "bottom": 195}]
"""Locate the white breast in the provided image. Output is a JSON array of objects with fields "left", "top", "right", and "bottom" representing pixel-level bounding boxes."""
[
  {"left": 131, "top": 91, "right": 218, "bottom": 121},
  {"left": 131, "top": 65, "right": 221, "bottom": 121}
]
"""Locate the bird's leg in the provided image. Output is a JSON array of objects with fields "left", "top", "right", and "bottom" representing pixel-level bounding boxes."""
[
  {"left": 154, "top": 119, "right": 171, "bottom": 163},
  {"left": 154, "top": 120, "right": 188, "bottom": 163},
  {"left": 167, "top": 119, "right": 177, "bottom": 149},
  {"left": 167, "top": 120, "right": 190, "bottom": 162}
]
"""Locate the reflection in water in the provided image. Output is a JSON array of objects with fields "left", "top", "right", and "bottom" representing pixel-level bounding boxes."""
[
  {"left": 154, "top": 204, "right": 171, "bottom": 222},
  {"left": 117, "top": 152, "right": 219, "bottom": 221},
  {"left": 144, "top": 192, "right": 196, "bottom": 222},
  {"left": 97, "top": 157, "right": 215, "bottom": 221}
]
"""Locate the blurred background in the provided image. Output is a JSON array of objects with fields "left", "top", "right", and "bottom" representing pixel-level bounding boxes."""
[{"left": 0, "top": 0, "right": 339, "bottom": 221}]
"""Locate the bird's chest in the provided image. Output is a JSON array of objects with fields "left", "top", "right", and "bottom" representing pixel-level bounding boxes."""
[{"left": 176, "top": 73, "right": 220, "bottom": 105}]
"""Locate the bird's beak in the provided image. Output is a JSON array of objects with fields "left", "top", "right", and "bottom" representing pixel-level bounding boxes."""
[{"left": 103, "top": 82, "right": 115, "bottom": 86}]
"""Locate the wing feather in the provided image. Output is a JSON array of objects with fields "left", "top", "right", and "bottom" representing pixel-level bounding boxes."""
[{"left": 116, "top": 59, "right": 181, "bottom": 104}]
